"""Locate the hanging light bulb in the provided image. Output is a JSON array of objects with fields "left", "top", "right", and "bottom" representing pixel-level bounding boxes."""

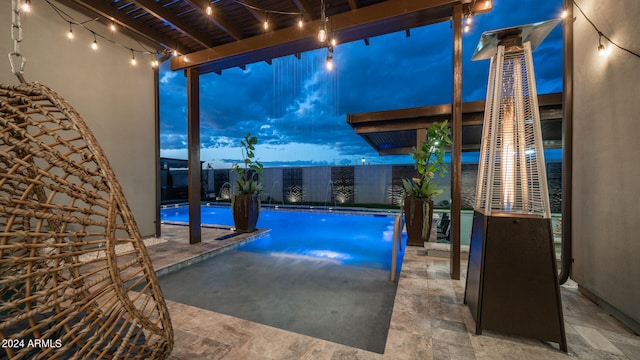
[
  {"left": 151, "top": 59, "right": 160, "bottom": 68},
  {"left": 67, "top": 23, "right": 74, "bottom": 39},
  {"left": 464, "top": 15, "right": 472, "bottom": 33},
  {"left": 206, "top": 4, "right": 212, "bottom": 16},
  {"left": 330, "top": 38, "right": 337, "bottom": 46},
  {"left": 21, "top": 0, "right": 31, "bottom": 13},
  {"left": 173, "top": 49, "right": 178, "bottom": 57},
  {"left": 318, "top": 29, "right": 327, "bottom": 42},
  {"left": 110, "top": 22, "right": 117, "bottom": 32},
  {"left": 263, "top": 19, "right": 269, "bottom": 30},
  {"left": 325, "top": 54, "right": 334, "bottom": 71},
  {"left": 561, "top": 9, "right": 568, "bottom": 19},
  {"left": 598, "top": 34, "right": 608, "bottom": 57},
  {"left": 130, "top": 50, "right": 137, "bottom": 66},
  {"left": 318, "top": 0, "right": 327, "bottom": 42},
  {"left": 298, "top": 18, "right": 303, "bottom": 28},
  {"left": 91, "top": 36, "right": 98, "bottom": 50}
]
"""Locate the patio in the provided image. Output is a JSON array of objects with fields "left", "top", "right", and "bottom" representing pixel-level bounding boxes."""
[{"left": 151, "top": 225, "right": 640, "bottom": 359}]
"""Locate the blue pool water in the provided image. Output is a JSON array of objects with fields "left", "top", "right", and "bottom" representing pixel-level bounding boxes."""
[
  {"left": 161, "top": 205, "right": 406, "bottom": 271},
  {"left": 159, "top": 205, "right": 407, "bottom": 352}
]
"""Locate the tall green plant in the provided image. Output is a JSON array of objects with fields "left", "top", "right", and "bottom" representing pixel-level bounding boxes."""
[
  {"left": 402, "top": 120, "right": 452, "bottom": 199},
  {"left": 232, "top": 132, "right": 263, "bottom": 195}
]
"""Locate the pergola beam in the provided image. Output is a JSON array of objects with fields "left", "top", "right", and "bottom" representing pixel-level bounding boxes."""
[
  {"left": 171, "top": 0, "right": 491, "bottom": 74},
  {"left": 182, "top": 0, "right": 245, "bottom": 40},
  {"left": 292, "top": 0, "right": 316, "bottom": 21},
  {"left": 134, "top": 0, "right": 216, "bottom": 48}
]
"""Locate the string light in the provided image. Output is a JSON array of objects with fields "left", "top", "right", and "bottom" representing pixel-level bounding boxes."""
[
  {"left": 325, "top": 54, "right": 334, "bottom": 71},
  {"left": 464, "top": 15, "right": 472, "bottom": 33},
  {"left": 91, "top": 33, "right": 98, "bottom": 50},
  {"left": 263, "top": 14, "right": 269, "bottom": 30},
  {"left": 572, "top": 0, "right": 640, "bottom": 59},
  {"left": 206, "top": 4, "right": 212, "bottom": 16},
  {"left": 21, "top": 0, "right": 31, "bottom": 13},
  {"left": 67, "top": 22, "right": 74, "bottom": 39},
  {"left": 318, "top": 0, "right": 327, "bottom": 43},
  {"left": 298, "top": 16, "right": 303, "bottom": 29},
  {"left": 330, "top": 38, "right": 337, "bottom": 47},
  {"left": 561, "top": 9, "right": 568, "bottom": 19},
  {"left": 318, "top": 29, "right": 327, "bottom": 42},
  {"left": 173, "top": 49, "right": 179, "bottom": 56},
  {"left": 43, "top": 0, "right": 168, "bottom": 71},
  {"left": 151, "top": 59, "right": 159, "bottom": 68},
  {"left": 597, "top": 33, "right": 608, "bottom": 57}
]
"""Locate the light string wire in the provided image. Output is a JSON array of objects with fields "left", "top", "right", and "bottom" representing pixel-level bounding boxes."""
[
  {"left": 572, "top": 0, "right": 640, "bottom": 59},
  {"left": 231, "top": 0, "right": 303, "bottom": 16},
  {"left": 43, "top": 0, "right": 168, "bottom": 58}
]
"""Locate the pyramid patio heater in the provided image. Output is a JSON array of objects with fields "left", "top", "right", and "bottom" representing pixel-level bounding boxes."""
[{"left": 463, "top": 19, "right": 567, "bottom": 352}]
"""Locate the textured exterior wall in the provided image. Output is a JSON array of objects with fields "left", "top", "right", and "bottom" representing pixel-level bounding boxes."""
[
  {"left": 1, "top": 4, "right": 158, "bottom": 236},
  {"left": 572, "top": 0, "right": 640, "bottom": 331}
]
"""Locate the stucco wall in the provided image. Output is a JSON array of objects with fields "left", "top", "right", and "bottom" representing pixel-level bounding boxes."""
[
  {"left": 572, "top": 0, "right": 640, "bottom": 331},
  {"left": 0, "top": 3, "right": 158, "bottom": 236}
]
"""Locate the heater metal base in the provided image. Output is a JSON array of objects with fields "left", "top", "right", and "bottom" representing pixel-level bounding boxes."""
[{"left": 464, "top": 211, "right": 567, "bottom": 352}]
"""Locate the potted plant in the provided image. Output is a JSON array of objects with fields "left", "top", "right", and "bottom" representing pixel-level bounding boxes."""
[
  {"left": 402, "top": 120, "right": 452, "bottom": 246},
  {"left": 232, "top": 132, "right": 263, "bottom": 232}
]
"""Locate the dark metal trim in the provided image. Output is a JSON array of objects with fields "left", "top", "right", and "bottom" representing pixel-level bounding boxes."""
[{"left": 559, "top": 0, "right": 573, "bottom": 285}]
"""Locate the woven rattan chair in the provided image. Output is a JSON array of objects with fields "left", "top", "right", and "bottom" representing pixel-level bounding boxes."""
[{"left": 0, "top": 82, "right": 173, "bottom": 359}]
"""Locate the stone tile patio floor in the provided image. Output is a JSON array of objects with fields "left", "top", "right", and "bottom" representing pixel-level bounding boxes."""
[{"left": 149, "top": 224, "right": 640, "bottom": 359}]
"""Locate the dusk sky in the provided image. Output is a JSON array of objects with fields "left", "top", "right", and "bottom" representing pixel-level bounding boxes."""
[{"left": 159, "top": 0, "right": 565, "bottom": 168}]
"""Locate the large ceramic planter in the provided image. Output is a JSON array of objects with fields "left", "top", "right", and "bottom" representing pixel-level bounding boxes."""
[
  {"left": 233, "top": 194, "right": 260, "bottom": 232},
  {"left": 403, "top": 196, "right": 433, "bottom": 246}
]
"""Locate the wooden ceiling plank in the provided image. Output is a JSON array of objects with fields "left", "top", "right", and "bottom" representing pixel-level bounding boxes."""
[
  {"left": 182, "top": 0, "right": 244, "bottom": 40},
  {"left": 242, "top": 0, "right": 267, "bottom": 24},
  {"left": 133, "top": 0, "right": 216, "bottom": 48},
  {"left": 170, "top": 0, "right": 480, "bottom": 73},
  {"left": 292, "top": 0, "right": 316, "bottom": 21}
]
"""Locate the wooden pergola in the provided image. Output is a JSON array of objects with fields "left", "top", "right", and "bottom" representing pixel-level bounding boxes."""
[
  {"left": 347, "top": 92, "right": 563, "bottom": 155},
  {"left": 64, "top": 0, "right": 496, "bottom": 279}
]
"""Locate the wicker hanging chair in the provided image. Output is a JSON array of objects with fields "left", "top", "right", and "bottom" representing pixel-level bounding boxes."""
[{"left": 0, "top": 82, "right": 173, "bottom": 359}]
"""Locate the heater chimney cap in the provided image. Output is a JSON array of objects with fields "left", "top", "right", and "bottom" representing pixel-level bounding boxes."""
[{"left": 471, "top": 19, "right": 560, "bottom": 61}]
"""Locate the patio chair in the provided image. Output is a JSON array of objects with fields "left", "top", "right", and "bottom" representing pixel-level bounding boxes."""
[
  {"left": 0, "top": 82, "right": 173, "bottom": 359},
  {"left": 437, "top": 213, "right": 451, "bottom": 242}
]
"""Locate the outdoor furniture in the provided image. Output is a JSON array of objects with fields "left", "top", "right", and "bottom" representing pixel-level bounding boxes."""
[
  {"left": 437, "top": 213, "right": 451, "bottom": 242},
  {"left": 0, "top": 82, "right": 173, "bottom": 359}
]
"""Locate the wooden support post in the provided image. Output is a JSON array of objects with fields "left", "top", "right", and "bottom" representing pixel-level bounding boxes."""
[
  {"left": 416, "top": 127, "right": 426, "bottom": 146},
  {"left": 154, "top": 62, "right": 161, "bottom": 237},
  {"left": 187, "top": 67, "right": 201, "bottom": 244},
  {"left": 450, "top": 3, "right": 462, "bottom": 279}
]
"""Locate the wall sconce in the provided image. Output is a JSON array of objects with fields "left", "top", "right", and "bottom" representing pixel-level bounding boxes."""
[{"left": 464, "top": 19, "right": 567, "bottom": 353}]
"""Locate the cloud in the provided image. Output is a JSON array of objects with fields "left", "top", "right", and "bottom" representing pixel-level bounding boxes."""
[
  {"left": 160, "top": 70, "right": 177, "bottom": 85},
  {"left": 160, "top": 0, "right": 564, "bottom": 167}
]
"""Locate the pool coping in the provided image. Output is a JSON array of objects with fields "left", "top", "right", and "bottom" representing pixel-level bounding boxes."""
[{"left": 151, "top": 227, "right": 271, "bottom": 279}]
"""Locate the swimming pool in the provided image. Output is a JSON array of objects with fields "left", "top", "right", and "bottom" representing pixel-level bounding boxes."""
[
  {"left": 159, "top": 205, "right": 407, "bottom": 353},
  {"left": 161, "top": 205, "right": 406, "bottom": 271}
]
